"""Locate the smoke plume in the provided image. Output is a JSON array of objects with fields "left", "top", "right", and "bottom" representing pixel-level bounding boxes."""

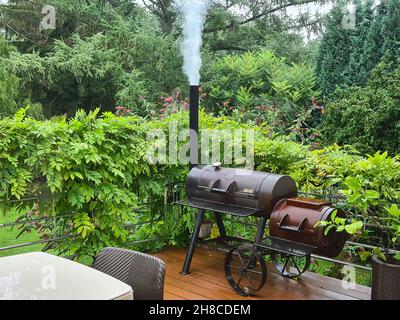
[{"left": 178, "top": 0, "right": 210, "bottom": 86}]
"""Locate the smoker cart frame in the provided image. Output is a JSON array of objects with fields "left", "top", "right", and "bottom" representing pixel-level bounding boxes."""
[
  {"left": 176, "top": 199, "right": 267, "bottom": 275},
  {"left": 224, "top": 237, "right": 317, "bottom": 296}
]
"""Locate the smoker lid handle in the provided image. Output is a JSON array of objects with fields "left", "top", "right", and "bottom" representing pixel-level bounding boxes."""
[
  {"left": 210, "top": 188, "right": 230, "bottom": 194},
  {"left": 278, "top": 214, "right": 308, "bottom": 233},
  {"left": 212, "top": 162, "right": 222, "bottom": 169}
]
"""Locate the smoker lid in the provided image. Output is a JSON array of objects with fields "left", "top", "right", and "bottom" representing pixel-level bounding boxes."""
[{"left": 196, "top": 165, "right": 272, "bottom": 196}]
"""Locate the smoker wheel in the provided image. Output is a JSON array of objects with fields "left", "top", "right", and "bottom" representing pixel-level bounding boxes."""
[
  {"left": 224, "top": 244, "right": 267, "bottom": 297},
  {"left": 271, "top": 252, "right": 311, "bottom": 279}
]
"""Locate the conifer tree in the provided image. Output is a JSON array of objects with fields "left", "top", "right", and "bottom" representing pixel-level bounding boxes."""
[
  {"left": 316, "top": 0, "right": 400, "bottom": 96},
  {"left": 361, "top": 1, "right": 387, "bottom": 80},
  {"left": 345, "top": 0, "right": 375, "bottom": 85},
  {"left": 381, "top": 0, "right": 400, "bottom": 65},
  {"left": 316, "top": 2, "right": 353, "bottom": 96}
]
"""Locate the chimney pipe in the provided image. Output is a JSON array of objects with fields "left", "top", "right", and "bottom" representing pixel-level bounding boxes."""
[{"left": 189, "top": 85, "right": 199, "bottom": 170}]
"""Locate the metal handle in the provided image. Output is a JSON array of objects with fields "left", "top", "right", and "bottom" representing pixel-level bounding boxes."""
[
  {"left": 210, "top": 187, "right": 230, "bottom": 194},
  {"left": 278, "top": 215, "right": 308, "bottom": 233}
]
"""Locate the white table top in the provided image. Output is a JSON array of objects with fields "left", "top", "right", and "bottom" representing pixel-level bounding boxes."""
[{"left": 0, "top": 252, "right": 133, "bottom": 300}]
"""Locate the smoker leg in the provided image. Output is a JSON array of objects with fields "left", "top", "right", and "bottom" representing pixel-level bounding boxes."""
[
  {"left": 248, "top": 216, "right": 267, "bottom": 268},
  {"left": 181, "top": 209, "right": 205, "bottom": 275},
  {"left": 255, "top": 216, "right": 267, "bottom": 243},
  {"left": 214, "top": 211, "right": 226, "bottom": 238}
]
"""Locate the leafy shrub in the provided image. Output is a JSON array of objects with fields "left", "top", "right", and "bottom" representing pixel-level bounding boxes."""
[
  {"left": 0, "top": 109, "right": 160, "bottom": 260},
  {"left": 321, "top": 61, "right": 400, "bottom": 155},
  {"left": 203, "top": 50, "right": 319, "bottom": 130}
]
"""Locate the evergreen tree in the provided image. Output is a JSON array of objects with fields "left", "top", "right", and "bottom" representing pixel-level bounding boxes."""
[
  {"left": 345, "top": 0, "right": 375, "bottom": 85},
  {"left": 316, "top": 2, "right": 353, "bottom": 96},
  {"left": 317, "top": 0, "right": 400, "bottom": 96},
  {"left": 381, "top": 0, "right": 400, "bottom": 65},
  {"left": 0, "top": 37, "right": 20, "bottom": 117},
  {"left": 361, "top": 1, "right": 387, "bottom": 80}
]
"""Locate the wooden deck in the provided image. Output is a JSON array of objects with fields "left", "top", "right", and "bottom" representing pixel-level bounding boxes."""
[{"left": 153, "top": 247, "right": 371, "bottom": 300}]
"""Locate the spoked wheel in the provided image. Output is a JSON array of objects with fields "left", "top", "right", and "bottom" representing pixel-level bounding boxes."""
[
  {"left": 224, "top": 244, "right": 267, "bottom": 296},
  {"left": 271, "top": 253, "right": 311, "bottom": 279}
]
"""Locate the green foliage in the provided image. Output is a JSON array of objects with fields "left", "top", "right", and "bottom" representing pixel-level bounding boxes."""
[
  {"left": 204, "top": 20, "right": 319, "bottom": 64},
  {"left": 387, "top": 204, "right": 400, "bottom": 246},
  {"left": 315, "top": 210, "right": 364, "bottom": 235},
  {"left": 0, "top": 37, "right": 19, "bottom": 117},
  {"left": 1, "top": 2, "right": 183, "bottom": 117},
  {"left": 0, "top": 37, "right": 45, "bottom": 119},
  {"left": 316, "top": 3, "right": 354, "bottom": 96},
  {"left": 336, "top": 151, "right": 399, "bottom": 261},
  {"left": 203, "top": 50, "right": 318, "bottom": 129},
  {"left": 345, "top": 0, "right": 376, "bottom": 86},
  {"left": 321, "top": 61, "right": 400, "bottom": 155},
  {"left": 316, "top": 0, "right": 400, "bottom": 96},
  {"left": 0, "top": 109, "right": 160, "bottom": 259},
  {"left": 381, "top": 0, "right": 400, "bottom": 65},
  {"left": 342, "top": 176, "right": 381, "bottom": 213}
]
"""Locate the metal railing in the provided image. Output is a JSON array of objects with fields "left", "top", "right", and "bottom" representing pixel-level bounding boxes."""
[{"left": 0, "top": 195, "right": 166, "bottom": 257}]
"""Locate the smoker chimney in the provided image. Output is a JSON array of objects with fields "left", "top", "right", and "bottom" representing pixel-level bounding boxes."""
[{"left": 189, "top": 85, "right": 199, "bottom": 170}]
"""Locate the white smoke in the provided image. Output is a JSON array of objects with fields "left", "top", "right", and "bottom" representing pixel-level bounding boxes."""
[{"left": 178, "top": 0, "right": 210, "bottom": 86}]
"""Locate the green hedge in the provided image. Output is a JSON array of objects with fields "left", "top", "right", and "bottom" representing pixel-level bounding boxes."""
[
  {"left": 321, "top": 61, "right": 400, "bottom": 155},
  {"left": 0, "top": 109, "right": 399, "bottom": 261}
]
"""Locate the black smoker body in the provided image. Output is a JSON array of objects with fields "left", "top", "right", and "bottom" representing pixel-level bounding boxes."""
[{"left": 176, "top": 163, "right": 298, "bottom": 275}]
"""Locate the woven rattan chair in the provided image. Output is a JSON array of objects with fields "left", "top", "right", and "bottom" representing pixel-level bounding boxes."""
[{"left": 93, "top": 247, "right": 166, "bottom": 300}]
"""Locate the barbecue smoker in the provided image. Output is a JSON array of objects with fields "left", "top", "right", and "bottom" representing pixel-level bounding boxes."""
[{"left": 176, "top": 164, "right": 348, "bottom": 296}]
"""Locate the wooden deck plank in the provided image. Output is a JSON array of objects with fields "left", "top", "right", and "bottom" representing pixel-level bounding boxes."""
[
  {"left": 157, "top": 250, "right": 334, "bottom": 300},
  {"left": 153, "top": 247, "right": 371, "bottom": 301},
  {"left": 160, "top": 247, "right": 363, "bottom": 300},
  {"left": 170, "top": 250, "right": 354, "bottom": 300},
  {"left": 164, "top": 291, "right": 186, "bottom": 300},
  {"left": 157, "top": 248, "right": 349, "bottom": 300}
]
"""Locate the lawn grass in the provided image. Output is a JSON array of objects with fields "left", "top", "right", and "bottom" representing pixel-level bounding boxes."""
[{"left": 0, "top": 208, "right": 45, "bottom": 258}]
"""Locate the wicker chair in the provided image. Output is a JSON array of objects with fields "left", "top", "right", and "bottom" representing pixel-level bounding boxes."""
[{"left": 93, "top": 247, "right": 166, "bottom": 300}]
